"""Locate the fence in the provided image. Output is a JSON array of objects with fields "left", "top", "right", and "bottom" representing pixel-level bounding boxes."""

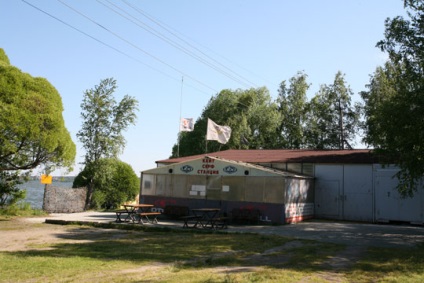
[{"left": 42, "top": 185, "right": 87, "bottom": 213}]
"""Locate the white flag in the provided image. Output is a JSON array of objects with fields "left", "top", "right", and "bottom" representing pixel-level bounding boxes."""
[
  {"left": 180, "top": 118, "right": 194, "bottom": 132},
  {"left": 206, "top": 118, "right": 231, "bottom": 144}
]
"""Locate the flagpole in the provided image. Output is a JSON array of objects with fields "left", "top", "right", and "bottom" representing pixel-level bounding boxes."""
[{"left": 177, "top": 76, "right": 184, "bottom": 157}]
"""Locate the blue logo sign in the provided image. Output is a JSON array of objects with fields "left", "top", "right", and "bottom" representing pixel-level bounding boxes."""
[
  {"left": 223, "top": 166, "right": 237, "bottom": 174},
  {"left": 180, "top": 165, "right": 194, "bottom": 173}
]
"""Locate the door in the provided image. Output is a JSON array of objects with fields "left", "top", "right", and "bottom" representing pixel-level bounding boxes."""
[
  {"left": 314, "top": 165, "right": 343, "bottom": 219},
  {"left": 343, "top": 165, "right": 373, "bottom": 221}
]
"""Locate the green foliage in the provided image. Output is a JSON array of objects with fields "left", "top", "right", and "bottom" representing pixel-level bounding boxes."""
[
  {"left": 277, "top": 71, "right": 310, "bottom": 148},
  {"left": 0, "top": 48, "right": 76, "bottom": 171},
  {"left": 364, "top": 0, "right": 424, "bottom": 196},
  {"left": 304, "top": 71, "right": 361, "bottom": 149},
  {"left": 73, "top": 158, "right": 139, "bottom": 209},
  {"left": 0, "top": 48, "right": 10, "bottom": 65},
  {"left": 77, "top": 78, "right": 138, "bottom": 164},
  {"left": 173, "top": 87, "right": 281, "bottom": 157},
  {"left": 0, "top": 201, "right": 46, "bottom": 217},
  {"left": 0, "top": 171, "right": 26, "bottom": 207},
  {"left": 172, "top": 71, "right": 363, "bottom": 157},
  {"left": 76, "top": 78, "right": 138, "bottom": 208}
]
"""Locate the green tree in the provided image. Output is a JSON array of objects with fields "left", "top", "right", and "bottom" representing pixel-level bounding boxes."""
[
  {"left": 361, "top": 62, "right": 399, "bottom": 150},
  {"left": 0, "top": 49, "right": 76, "bottom": 171},
  {"left": 0, "top": 171, "right": 26, "bottom": 208},
  {"left": 305, "top": 71, "right": 360, "bottom": 149},
  {"left": 172, "top": 87, "right": 281, "bottom": 156},
  {"left": 363, "top": 0, "right": 424, "bottom": 196},
  {"left": 0, "top": 48, "right": 75, "bottom": 208},
  {"left": 73, "top": 158, "right": 139, "bottom": 209},
  {"left": 277, "top": 71, "right": 310, "bottom": 148},
  {"left": 76, "top": 78, "right": 138, "bottom": 208}
]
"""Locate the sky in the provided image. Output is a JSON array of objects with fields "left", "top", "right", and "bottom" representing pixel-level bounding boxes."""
[{"left": 1, "top": 0, "right": 407, "bottom": 176}]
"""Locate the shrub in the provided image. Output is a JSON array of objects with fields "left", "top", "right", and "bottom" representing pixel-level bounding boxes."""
[
  {"left": 0, "top": 171, "right": 27, "bottom": 208},
  {"left": 73, "top": 158, "right": 139, "bottom": 209}
]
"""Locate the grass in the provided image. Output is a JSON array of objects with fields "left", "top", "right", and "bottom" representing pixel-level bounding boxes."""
[
  {"left": 1, "top": 219, "right": 424, "bottom": 282},
  {"left": 0, "top": 202, "right": 47, "bottom": 217}
]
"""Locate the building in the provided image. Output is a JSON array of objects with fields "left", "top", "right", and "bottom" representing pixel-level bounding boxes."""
[{"left": 141, "top": 149, "right": 424, "bottom": 224}]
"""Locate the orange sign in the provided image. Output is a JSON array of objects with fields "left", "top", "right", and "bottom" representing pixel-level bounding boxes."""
[{"left": 40, "top": 174, "right": 52, "bottom": 184}]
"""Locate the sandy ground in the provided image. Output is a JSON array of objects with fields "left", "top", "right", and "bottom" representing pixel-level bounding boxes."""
[{"left": 0, "top": 218, "right": 116, "bottom": 252}]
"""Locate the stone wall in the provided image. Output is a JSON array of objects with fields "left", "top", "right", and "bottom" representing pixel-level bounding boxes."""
[{"left": 43, "top": 185, "right": 87, "bottom": 213}]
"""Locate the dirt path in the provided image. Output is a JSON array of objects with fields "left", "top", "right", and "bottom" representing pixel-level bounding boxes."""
[{"left": 0, "top": 218, "right": 133, "bottom": 252}]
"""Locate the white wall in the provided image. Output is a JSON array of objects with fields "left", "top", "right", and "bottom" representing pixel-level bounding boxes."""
[
  {"left": 374, "top": 165, "right": 424, "bottom": 224},
  {"left": 314, "top": 164, "right": 373, "bottom": 222}
]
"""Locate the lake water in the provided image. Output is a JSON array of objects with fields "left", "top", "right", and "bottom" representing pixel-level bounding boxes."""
[{"left": 18, "top": 180, "right": 73, "bottom": 209}]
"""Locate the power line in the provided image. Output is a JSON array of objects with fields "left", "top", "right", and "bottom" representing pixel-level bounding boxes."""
[
  {"left": 98, "top": 0, "right": 254, "bottom": 89},
  {"left": 121, "top": 0, "right": 273, "bottom": 86},
  {"left": 56, "top": 0, "right": 218, "bottom": 93},
  {"left": 20, "top": 0, "right": 216, "bottom": 96},
  {"left": 118, "top": 0, "right": 259, "bottom": 88}
]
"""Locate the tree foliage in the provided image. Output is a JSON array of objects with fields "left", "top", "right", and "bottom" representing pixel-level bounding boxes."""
[
  {"left": 172, "top": 70, "right": 364, "bottom": 157},
  {"left": 76, "top": 78, "right": 138, "bottom": 208},
  {"left": 0, "top": 48, "right": 76, "bottom": 171},
  {"left": 277, "top": 71, "right": 309, "bottom": 148},
  {"left": 305, "top": 71, "right": 361, "bottom": 149},
  {"left": 0, "top": 171, "right": 27, "bottom": 208},
  {"left": 77, "top": 78, "right": 138, "bottom": 164},
  {"left": 172, "top": 87, "right": 281, "bottom": 157},
  {"left": 363, "top": 0, "right": 424, "bottom": 196},
  {"left": 73, "top": 158, "right": 139, "bottom": 209}
]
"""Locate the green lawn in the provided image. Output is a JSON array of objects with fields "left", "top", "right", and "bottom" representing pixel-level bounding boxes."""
[{"left": 1, "top": 218, "right": 424, "bottom": 283}]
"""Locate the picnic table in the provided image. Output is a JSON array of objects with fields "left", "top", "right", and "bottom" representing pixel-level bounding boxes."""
[
  {"left": 115, "top": 204, "right": 160, "bottom": 224},
  {"left": 182, "top": 208, "right": 228, "bottom": 229}
]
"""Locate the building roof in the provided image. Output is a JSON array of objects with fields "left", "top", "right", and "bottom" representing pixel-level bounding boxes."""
[
  {"left": 156, "top": 149, "right": 380, "bottom": 165},
  {"left": 146, "top": 155, "right": 312, "bottom": 178}
]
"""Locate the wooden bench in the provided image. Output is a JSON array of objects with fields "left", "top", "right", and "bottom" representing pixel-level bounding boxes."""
[
  {"left": 115, "top": 209, "right": 133, "bottom": 222},
  {"left": 138, "top": 212, "right": 161, "bottom": 224},
  {"left": 180, "top": 215, "right": 202, "bottom": 228}
]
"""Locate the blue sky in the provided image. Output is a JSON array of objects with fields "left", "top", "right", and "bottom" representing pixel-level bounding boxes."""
[{"left": 1, "top": 0, "right": 406, "bottom": 176}]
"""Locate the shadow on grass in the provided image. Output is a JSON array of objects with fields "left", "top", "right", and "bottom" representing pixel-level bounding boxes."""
[
  {"left": 3, "top": 223, "right": 343, "bottom": 271},
  {"left": 4, "top": 222, "right": 424, "bottom": 281}
]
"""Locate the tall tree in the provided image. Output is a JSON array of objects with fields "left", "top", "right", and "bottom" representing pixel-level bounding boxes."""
[
  {"left": 76, "top": 78, "right": 138, "bottom": 208},
  {"left": 361, "top": 62, "right": 399, "bottom": 150},
  {"left": 363, "top": 0, "right": 424, "bottom": 196},
  {"left": 277, "top": 71, "right": 310, "bottom": 148},
  {"left": 0, "top": 48, "right": 75, "bottom": 171},
  {"left": 172, "top": 87, "right": 281, "bottom": 157},
  {"left": 305, "top": 71, "right": 360, "bottom": 149}
]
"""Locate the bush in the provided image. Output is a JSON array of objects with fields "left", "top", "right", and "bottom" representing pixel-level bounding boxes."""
[
  {"left": 73, "top": 158, "right": 139, "bottom": 209},
  {"left": 0, "top": 202, "right": 47, "bottom": 217},
  {"left": 0, "top": 171, "right": 27, "bottom": 208}
]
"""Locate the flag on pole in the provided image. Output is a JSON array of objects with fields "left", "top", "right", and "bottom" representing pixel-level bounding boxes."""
[
  {"left": 206, "top": 118, "right": 231, "bottom": 144},
  {"left": 180, "top": 118, "right": 194, "bottom": 132}
]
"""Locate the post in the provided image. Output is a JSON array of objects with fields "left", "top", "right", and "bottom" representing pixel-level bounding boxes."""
[{"left": 177, "top": 76, "right": 184, "bottom": 157}]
